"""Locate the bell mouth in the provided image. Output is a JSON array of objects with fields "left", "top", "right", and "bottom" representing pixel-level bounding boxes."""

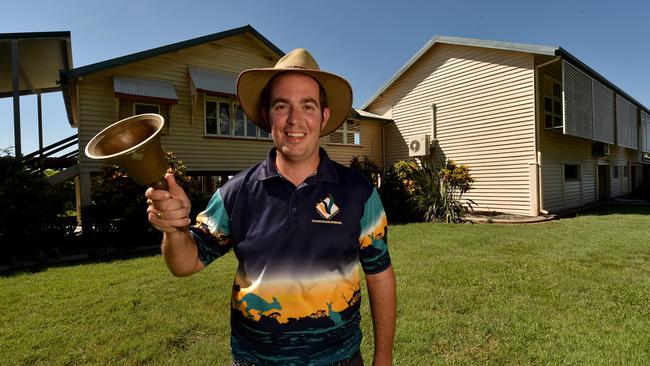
[{"left": 85, "top": 114, "right": 165, "bottom": 160}]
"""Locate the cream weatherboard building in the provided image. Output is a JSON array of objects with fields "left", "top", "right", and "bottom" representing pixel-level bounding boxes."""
[
  {"left": 362, "top": 36, "right": 650, "bottom": 216},
  {"left": 60, "top": 25, "right": 387, "bottom": 211},
  {"left": 59, "top": 29, "right": 648, "bottom": 217}
]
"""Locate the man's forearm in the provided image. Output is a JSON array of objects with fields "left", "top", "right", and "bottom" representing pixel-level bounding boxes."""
[
  {"left": 161, "top": 231, "right": 204, "bottom": 277},
  {"left": 366, "top": 266, "right": 397, "bottom": 366}
]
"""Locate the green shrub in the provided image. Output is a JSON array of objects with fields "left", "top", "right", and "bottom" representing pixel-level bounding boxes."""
[
  {"left": 349, "top": 156, "right": 381, "bottom": 187},
  {"left": 0, "top": 153, "right": 73, "bottom": 264},
  {"left": 378, "top": 161, "right": 421, "bottom": 223},
  {"left": 410, "top": 159, "right": 475, "bottom": 223},
  {"left": 44, "top": 169, "right": 77, "bottom": 216},
  {"left": 83, "top": 152, "right": 201, "bottom": 253}
]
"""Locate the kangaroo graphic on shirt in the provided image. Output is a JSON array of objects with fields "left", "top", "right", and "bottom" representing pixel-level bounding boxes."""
[
  {"left": 362, "top": 232, "right": 388, "bottom": 263},
  {"left": 238, "top": 293, "right": 282, "bottom": 318},
  {"left": 326, "top": 302, "right": 343, "bottom": 326}
]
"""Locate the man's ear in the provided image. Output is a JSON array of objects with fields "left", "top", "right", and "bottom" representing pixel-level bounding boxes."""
[{"left": 321, "top": 107, "right": 331, "bottom": 131}]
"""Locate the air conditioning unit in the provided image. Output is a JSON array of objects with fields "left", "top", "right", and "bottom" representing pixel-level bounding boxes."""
[
  {"left": 408, "top": 134, "right": 431, "bottom": 157},
  {"left": 592, "top": 142, "right": 610, "bottom": 156},
  {"left": 643, "top": 152, "right": 650, "bottom": 162}
]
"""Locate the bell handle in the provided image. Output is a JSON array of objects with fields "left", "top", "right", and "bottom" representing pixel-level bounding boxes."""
[
  {"left": 149, "top": 177, "right": 189, "bottom": 232},
  {"left": 150, "top": 177, "right": 169, "bottom": 191}
]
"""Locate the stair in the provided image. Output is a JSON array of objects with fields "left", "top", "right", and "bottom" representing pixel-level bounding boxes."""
[{"left": 46, "top": 164, "right": 79, "bottom": 185}]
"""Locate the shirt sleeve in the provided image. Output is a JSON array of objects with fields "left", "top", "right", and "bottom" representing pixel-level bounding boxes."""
[
  {"left": 358, "top": 187, "right": 391, "bottom": 274},
  {"left": 189, "top": 188, "right": 233, "bottom": 266}
]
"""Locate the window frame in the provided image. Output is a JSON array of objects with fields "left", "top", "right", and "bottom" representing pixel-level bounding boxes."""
[
  {"left": 328, "top": 120, "right": 362, "bottom": 146},
  {"left": 204, "top": 96, "right": 272, "bottom": 140},
  {"left": 232, "top": 103, "right": 258, "bottom": 139},
  {"left": 543, "top": 76, "right": 564, "bottom": 130},
  {"left": 204, "top": 97, "right": 229, "bottom": 137},
  {"left": 563, "top": 163, "right": 581, "bottom": 181},
  {"left": 120, "top": 100, "right": 169, "bottom": 134},
  {"left": 133, "top": 102, "right": 161, "bottom": 115}
]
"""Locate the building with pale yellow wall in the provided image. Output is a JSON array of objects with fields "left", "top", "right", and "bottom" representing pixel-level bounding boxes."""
[
  {"left": 59, "top": 29, "right": 648, "bottom": 218},
  {"left": 60, "top": 26, "right": 388, "bottom": 212},
  {"left": 362, "top": 36, "right": 650, "bottom": 216}
]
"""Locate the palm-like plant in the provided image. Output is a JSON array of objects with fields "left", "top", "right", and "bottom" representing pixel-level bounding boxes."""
[{"left": 409, "top": 159, "right": 475, "bottom": 223}]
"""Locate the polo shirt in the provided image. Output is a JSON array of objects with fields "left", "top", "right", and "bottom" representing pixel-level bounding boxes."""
[{"left": 189, "top": 148, "right": 390, "bottom": 365}]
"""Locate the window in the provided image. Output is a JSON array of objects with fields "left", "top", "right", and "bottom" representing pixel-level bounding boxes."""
[
  {"left": 613, "top": 166, "right": 619, "bottom": 178},
  {"left": 204, "top": 99, "right": 232, "bottom": 136},
  {"left": 118, "top": 100, "right": 170, "bottom": 134},
  {"left": 134, "top": 103, "right": 160, "bottom": 115},
  {"left": 119, "top": 100, "right": 168, "bottom": 121},
  {"left": 564, "top": 164, "right": 580, "bottom": 181},
  {"left": 544, "top": 77, "right": 563, "bottom": 130},
  {"left": 259, "top": 129, "right": 271, "bottom": 139},
  {"left": 205, "top": 97, "right": 271, "bottom": 139},
  {"left": 233, "top": 104, "right": 257, "bottom": 138},
  {"left": 622, "top": 165, "right": 628, "bottom": 178},
  {"left": 329, "top": 120, "right": 361, "bottom": 145},
  {"left": 205, "top": 100, "right": 219, "bottom": 135}
]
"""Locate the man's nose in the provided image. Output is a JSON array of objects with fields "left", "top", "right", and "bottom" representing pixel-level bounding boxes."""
[{"left": 287, "top": 106, "right": 300, "bottom": 124}]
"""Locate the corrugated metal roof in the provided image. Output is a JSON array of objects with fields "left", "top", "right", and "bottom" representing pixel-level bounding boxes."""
[
  {"left": 113, "top": 76, "right": 177, "bottom": 100},
  {"left": 189, "top": 68, "right": 237, "bottom": 95},
  {"left": 434, "top": 35, "right": 557, "bottom": 55}
]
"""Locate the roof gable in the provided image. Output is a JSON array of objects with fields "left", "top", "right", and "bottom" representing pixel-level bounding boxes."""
[
  {"left": 62, "top": 25, "right": 283, "bottom": 81},
  {"left": 362, "top": 35, "right": 648, "bottom": 114},
  {"left": 361, "top": 35, "right": 558, "bottom": 110}
]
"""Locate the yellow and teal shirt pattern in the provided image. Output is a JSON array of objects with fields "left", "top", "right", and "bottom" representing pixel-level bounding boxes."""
[{"left": 189, "top": 148, "right": 390, "bottom": 365}]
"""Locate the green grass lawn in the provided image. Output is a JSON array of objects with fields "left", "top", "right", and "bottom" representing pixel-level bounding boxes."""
[{"left": 2, "top": 205, "right": 650, "bottom": 365}]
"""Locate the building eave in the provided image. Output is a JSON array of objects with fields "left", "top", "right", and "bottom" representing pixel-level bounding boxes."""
[
  {"left": 362, "top": 35, "right": 648, "bottom": 114},
  {"left": 557, "top": 48, "right": 650, "bottom": 114},
  {"left": 62, "top": 25, "right": 284, "bottom": 81}
]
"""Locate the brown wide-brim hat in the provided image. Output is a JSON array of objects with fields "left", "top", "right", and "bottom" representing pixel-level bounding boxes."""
[{"left": 236, "top": 48, "right": 353, "bottom": 137}]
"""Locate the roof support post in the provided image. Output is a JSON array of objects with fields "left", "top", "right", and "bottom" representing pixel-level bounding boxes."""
[
  {"left": 11, "top": 40, "right": 22, "bottom": 157},
  {"left": 38, "top": 93, "right": 44, "bottom": 171}
]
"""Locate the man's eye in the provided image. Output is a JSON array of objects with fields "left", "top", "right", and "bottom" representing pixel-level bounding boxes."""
[
  {"left": 274, "top": 104, "right": 287, "bottom": 111},
  {"left": 304, "top": 104, "right": 316, "bottom": 110}
]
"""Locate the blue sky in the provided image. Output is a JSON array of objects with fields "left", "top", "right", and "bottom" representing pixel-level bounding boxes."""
[{"left": 2, "top": 0, "right": 648, "bottom": 156}]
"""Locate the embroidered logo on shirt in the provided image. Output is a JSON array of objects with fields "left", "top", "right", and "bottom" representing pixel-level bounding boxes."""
[{"left": 313, "top": 194, "right": 342, "bottom": 224}]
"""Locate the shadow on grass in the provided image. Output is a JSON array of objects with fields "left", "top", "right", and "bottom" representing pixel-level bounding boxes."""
[
  {"left": 568, "top": 203, "right": 650, "bottom": 218},
  {"left": 0, "top": 243, "right": 161, "bottom": 278}
]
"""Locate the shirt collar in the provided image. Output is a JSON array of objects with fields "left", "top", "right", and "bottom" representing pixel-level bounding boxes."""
[{"left": 257, "top": 147, "right": 339, "bottom": 184}]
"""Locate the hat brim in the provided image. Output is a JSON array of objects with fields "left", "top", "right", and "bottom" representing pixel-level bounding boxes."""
[{"left": 236, "top": 68, "right": 352, "bottom": 137}]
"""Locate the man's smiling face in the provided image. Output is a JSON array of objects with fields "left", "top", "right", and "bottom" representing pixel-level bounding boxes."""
[{"left": 266, "top": 72, "right": 330, "bottom": 166}]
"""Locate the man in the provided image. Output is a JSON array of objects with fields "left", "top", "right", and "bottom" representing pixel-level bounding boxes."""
[{"left": 146, "top": 48, "right": 396, "bottom": 365}]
